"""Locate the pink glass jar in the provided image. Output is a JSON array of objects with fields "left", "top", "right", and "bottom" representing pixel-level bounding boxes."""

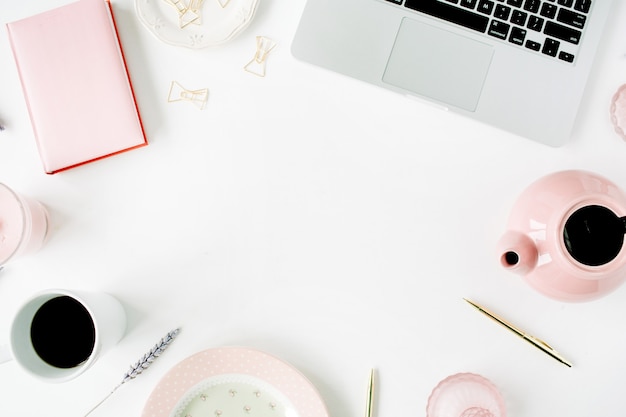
[
  {"left": 426, "top": 373, "right": 506, "bottom": 417},
  {"left": 0, "top": 183, "right": 49, "bottom": 266}
]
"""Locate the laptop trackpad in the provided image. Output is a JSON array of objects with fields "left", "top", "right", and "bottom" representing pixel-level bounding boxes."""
[{"left": 383, "top": 18, "right": 494, "bottom": 112}]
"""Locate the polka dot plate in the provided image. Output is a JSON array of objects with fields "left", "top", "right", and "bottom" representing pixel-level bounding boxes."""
[{"left": 141, "top": 347, "right": 329, "bottom": 417}]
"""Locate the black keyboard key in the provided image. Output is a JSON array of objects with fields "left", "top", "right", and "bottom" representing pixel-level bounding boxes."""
[
  {"left": 558, "top": 0, "right": 573, "bottom": 7},
  {"left": 574, "top": 0, "right": 591, "bottom": 13},
  {"left": 385, "top": 0, "right": 403, "bottom": 4},
  {"left": 524, "top": 0, "right": 540, "bottom": 13},
  {"left": 527, "top": 15, "right": 544, "bottom": 31},
  {"left": 509, "top": 26, "right": 527, "bottom": 45},
  {"left": 545, "top": 20, "right": 582, "bottom": 44},
  {"left": 477, "top": 0, "right": 495, "bottom": 14},
  {"left": 559, "top": 51, "right": 575, "bottom": 62},
  {"left": 542, "top": 38, "right": 560, "bottom": 56},
  {"left": 540, "top": 3, "right": 558, "bottom": 18},
  {"left": 404, "top": 0, "right": 490, "bottom": 32},
  {"left": 494, "top": 4, "right": 512, "bottom": 19},
  {"left": 445, "top": 0, "right": 460, "bottom": 4},
  {"left": 557, "top": 8, "right": 587, "bottom": 29},
  {"left": 461, "top": 0, "right": 478, "bottom": 8},
  {"left": 526, "top": 40, "right": 541, "bottom": 50},
  {"left": 488, "top": 20, "right": 510, "bottom": 39},
  {"left": 511, "top": 10, "right": 528, "bottom": 25},
  {"left": 507, "top": 0, "right": 523, "bottom": 6}
]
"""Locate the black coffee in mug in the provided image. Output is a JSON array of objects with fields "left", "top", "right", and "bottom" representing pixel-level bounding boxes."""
[{"left": 29, "top": 296, "right": 96, "bottom": 368}]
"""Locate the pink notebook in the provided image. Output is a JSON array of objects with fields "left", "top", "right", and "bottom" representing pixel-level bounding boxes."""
[{"left": 7, "top": 0, "right": 147, "bottom": 174}]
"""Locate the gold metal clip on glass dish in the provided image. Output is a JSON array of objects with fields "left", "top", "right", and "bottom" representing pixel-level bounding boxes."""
[
  {"left": 244, "top": 36, "right": 277, "bottom": 77},
  {"left": 167, "top": 81, "right": 209, "bottom": 110},
  {"left": 463, "top": 298, "right": 572, "bottom": 368},
  {"left": 163, "top": 0, "right": 200, "bottom": 28},
  {"left": 188, "top": 0, "right": 206, "bottom": 25}
]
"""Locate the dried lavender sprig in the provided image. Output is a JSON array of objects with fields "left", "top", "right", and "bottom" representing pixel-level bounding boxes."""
[
  {"left": 121, "top": 327, "right": 180, "bottom": 384},
  {"left": 84, "top": 327, "right": 181, "bottom": 416}
]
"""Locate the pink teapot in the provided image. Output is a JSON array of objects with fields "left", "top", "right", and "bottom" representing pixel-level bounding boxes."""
[{"left": 498, "top": 170, "right": 626, "bottom": 302}]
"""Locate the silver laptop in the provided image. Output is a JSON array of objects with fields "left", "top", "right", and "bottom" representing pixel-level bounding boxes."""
[{"left": 291, "top": 0, "right": 613, "bottom": 146}]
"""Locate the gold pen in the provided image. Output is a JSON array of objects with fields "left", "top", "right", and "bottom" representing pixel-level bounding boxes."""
[
  {"left": 463, "top": 298, "right": 572, "bottom": 368},
  {"left": 365, "top": 368, "right": 375, "bottom": 417}
]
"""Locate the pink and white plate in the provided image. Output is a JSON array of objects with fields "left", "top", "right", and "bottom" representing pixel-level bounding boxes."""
[{"left": 141, "top": 347, "right": 329, "bottom": 417}]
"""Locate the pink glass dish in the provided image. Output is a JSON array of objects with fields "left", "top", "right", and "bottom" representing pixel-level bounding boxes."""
[
  {"left": 426, "top": 373, "right": 506, "bottom": 417},
  {"left": 610, "top": 84, "right": 626, "bottom": 141},
  {"left": 0, "top": 183, "right": 49, "bottom": 266}
]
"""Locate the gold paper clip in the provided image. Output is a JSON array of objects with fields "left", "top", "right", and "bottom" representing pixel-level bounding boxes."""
[
  {"left": 189, "top": 0, "right": 205, "bottom": 25},
  {"left": 217, "top": 0, "right": 231, "bottom": 7},
  {"left": 464, "top": 298, "right": 572, "bottom": 367},
  {"left": 163, "top": 0, "right": 200, "bottom": 28},
  {"left": 167, "top": 81, "right": 209, "bottom": 110},
  {"left": 244, "top": 36, "right": 277, "bottom": 77}
]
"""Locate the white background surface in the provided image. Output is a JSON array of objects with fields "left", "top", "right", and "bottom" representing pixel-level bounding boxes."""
[{"left": 1, "top": 0, "right": 626, "bottom": 416}]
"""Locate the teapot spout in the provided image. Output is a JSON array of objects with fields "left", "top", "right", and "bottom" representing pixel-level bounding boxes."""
[{"left": 497, "top": 231, "right": 538, "bottom": 275}]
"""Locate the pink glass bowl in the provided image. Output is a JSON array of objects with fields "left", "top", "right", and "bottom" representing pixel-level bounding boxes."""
[
  {"left": 426, "top": 373, "right": 506, "bottom": 417},
  {"left": 0, "top": 183, "right": 49, "bottom": 266},
  {"left": 611, "top": 84, "right": 626, "bottom": 141}
]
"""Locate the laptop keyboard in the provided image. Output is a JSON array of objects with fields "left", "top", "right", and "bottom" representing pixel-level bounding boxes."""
[{"left": 384, "top": 0, "right": 593, "bottom": 64}]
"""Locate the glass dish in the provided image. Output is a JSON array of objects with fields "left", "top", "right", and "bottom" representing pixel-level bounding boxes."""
[
  {"left": 610, "top": 84, "right": 626, "bottom": 141},
  {"left": 135, "top": 0, "right": 260, "bottom": 48},
  {"left": 426, "top": 373, "right": 506, "bottom": 417}
]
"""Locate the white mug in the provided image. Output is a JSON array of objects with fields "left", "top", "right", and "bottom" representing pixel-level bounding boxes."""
[{"left": 0, "top": 289, "right": 126, "bottom": 383}]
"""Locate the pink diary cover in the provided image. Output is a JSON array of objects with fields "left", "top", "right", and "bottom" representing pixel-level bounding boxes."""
[{"left": 7, "top": 0, "right": 147, "bottom": 174}]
